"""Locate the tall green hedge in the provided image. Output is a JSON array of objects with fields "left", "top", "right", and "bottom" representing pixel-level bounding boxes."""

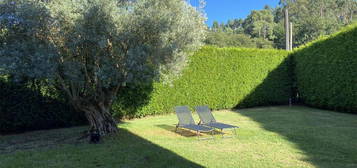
[
  {"left": 2, "top": 23, "right": 356, "bottom": 132},
  {"left": 0, "top": 77, "right": 86, "bottom": 134},
  {"left": 113, "top": 47, "right": 292, "bottom": 118},
  {"left": 292, "top": 23, "right": 357, "bottom": 113}
]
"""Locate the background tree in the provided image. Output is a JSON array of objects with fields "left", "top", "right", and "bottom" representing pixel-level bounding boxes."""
[
  {"left": 205, "top": 32, "right": 256, "bottom": 48},
  {"left": 0, "top": 0, "right": 206, "bottom": 135},
  {"left": 207, "top": 0, "right": 357, "bottom": 49},
  {"left": 276, "top": 0, "right": 357, "bottom": 47},
  {"left": 205, "top": 5, "right": 276, "bottom": 48},
  {"left": 212, "top": 21, "right": 220, "bottom": 32},
  {"left": 226, "top": 19, "right": 244, "bottom": 34},
  {"left": 243, "top": 8, "right": 276, "bottom": 40}
]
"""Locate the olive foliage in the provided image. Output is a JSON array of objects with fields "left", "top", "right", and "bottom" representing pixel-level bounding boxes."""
[{"left": 0, "top": 0, "right": 206, "bottom": 135}]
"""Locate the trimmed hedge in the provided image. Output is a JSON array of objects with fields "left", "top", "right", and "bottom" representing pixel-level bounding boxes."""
[
  {"left": 292, "top": 23, "right": 357, "bottom": 113},
  {"left": 2, "top": 23, "right": 356, "bottom": 132},
  {"left": 0, "top": 77, "right": 86, "bottom": 134},
  {"left": 113, "top": 47, "right": 292, "bottom": 118}
]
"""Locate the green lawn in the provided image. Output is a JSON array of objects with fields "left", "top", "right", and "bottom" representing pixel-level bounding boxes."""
[{"left": 1, "top": 106, "right": 356, "bottom": 168}]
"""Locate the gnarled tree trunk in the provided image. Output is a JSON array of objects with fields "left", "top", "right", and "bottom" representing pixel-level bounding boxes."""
[
  {"left": 69, "top": 92, "right": 120, "bottom": 136},
  {"left": 82, "top": 103, "right": 119, "bottom": 136},
  {"left": 57, "top": 74, "right": 121, "bottom": 136}
]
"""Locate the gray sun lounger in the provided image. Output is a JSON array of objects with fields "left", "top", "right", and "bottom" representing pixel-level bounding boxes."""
[
  {"left": 195, "top": 105, "right": 238, "bottom": 137},
  {"left": 175, "top": 106, "right": 214, "bottom": 139}
]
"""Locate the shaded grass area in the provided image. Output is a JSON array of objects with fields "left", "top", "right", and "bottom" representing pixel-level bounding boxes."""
[
  {"left": 0, "top": 127, "right": 202, "bottom": 168},
  {"left": 0, "top": 106, "right": 356, "bottom": 168}
]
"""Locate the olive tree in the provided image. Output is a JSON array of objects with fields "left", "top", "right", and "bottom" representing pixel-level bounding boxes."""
[{"left": 0, "top": 0, "right": 206, "bottom": 135}]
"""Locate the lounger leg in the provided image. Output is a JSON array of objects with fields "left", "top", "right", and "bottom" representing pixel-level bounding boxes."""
[
  {"left": 221, "top": 129, "right": 224, "bottom": 138},
  {"left": 197, "top": 131, "right": 200, "bottom": 140},
  {"left": 175, "top": 125, "right": 178, "bottom": 133},
  {"left": 233, "top": 128, "right": 237, "bottom": 137}
]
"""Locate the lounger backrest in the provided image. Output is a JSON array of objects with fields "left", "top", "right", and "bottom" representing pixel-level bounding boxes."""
[
  {"left": 175, "top": 106, "right": 195, "bottom": 126},
  {"left": 195, "top": 105, "right": 216, "bottom": 124}
]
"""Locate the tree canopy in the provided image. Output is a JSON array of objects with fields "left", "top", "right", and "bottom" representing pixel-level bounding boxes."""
[{"left": 0, "top": 0, "right": 206, "bottom": 135}]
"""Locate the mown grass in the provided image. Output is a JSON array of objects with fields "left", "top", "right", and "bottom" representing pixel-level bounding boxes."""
[{"left": 0, "top": 106, "right": 356, "bottom": 168}]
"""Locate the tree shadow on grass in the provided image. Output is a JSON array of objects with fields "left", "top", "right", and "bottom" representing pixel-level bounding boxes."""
[
  {"left": 0, "top": 126, "right": 88, "bottom": 154},
  {"left": 0, "top": 127, "right": 204, "bottom": 167},
  {"left": 89, "top": 128, "right": 204, "bottom": 167}
]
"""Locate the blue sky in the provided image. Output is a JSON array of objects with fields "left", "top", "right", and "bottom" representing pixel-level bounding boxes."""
[{"left": 189, "top": 0, "right": 280, "bottom": 26}]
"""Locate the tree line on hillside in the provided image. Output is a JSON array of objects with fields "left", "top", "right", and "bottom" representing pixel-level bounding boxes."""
[{"left": 205, "top": 0, "right": 357, "bottom": 49}]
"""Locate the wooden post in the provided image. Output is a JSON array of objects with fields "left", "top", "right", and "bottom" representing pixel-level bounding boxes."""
[
  {"left": 289, "top": 22, "right": 293, "bottom": 50},
  {"left": 285, "top": 9, "right": 290, "bottom": 51}
]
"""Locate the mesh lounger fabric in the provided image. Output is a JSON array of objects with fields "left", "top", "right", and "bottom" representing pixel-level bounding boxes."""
[
  {"left": 175, "top": 106, "right": 213, "bottom": 132},
  {"left": 195, "top": 105, "right": 238, "bottom": 129}
]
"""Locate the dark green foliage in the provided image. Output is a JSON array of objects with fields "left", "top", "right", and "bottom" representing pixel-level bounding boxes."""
[
  {"left": 0, "top": 77, "right": 86, "bottom": 134},
  {"left": 204, "top": 32, "right": 256, "bottom": 48},
  {"left": 113, "top": 47, "right": 292, "bottom": 118},
  {"left": 113, "top": 83, "right": 153, "bottom": 119},
  {"left": 204, "top": 32, "right": 274, "bottom": 49},
  {"left": 292, "top": 23, "right": 357, "bottom": 113},
  {"left": 253, "top": 38, "right": 274, "bottom": 49}
]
